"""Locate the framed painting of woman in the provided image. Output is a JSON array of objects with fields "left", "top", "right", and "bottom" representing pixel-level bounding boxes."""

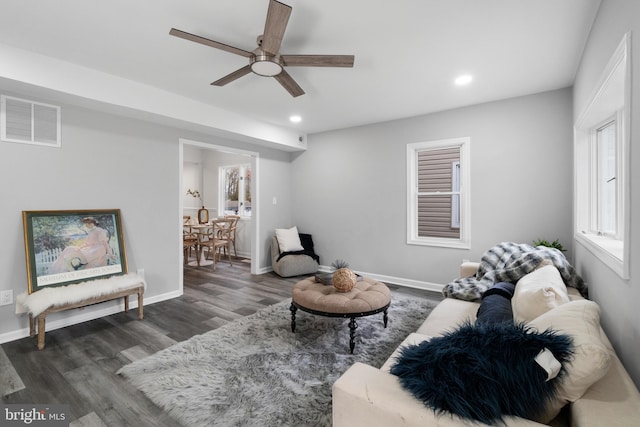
[{"left": 22, "top": 209, "right": 128, "bottom": 293}]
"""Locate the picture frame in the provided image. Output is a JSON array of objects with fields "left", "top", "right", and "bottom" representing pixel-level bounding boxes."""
[{"left": 22, "top": 209, "right": 128, "bottom": 294}]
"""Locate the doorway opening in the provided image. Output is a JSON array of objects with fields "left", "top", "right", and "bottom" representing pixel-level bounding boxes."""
[{"left": 179, "top": 138, "right": 259, "bottom": 281}]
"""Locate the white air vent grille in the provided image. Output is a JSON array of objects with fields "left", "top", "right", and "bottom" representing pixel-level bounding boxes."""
[{"left": 1, "top": 95, "right": 61, "bottom": 147}]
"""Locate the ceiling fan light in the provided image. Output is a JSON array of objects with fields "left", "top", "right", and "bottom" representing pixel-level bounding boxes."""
[{"left": 250, "top": 55, "right": 283, "bottom": 77}]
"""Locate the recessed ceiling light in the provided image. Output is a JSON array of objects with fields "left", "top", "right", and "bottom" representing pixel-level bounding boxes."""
[
  {"left": 455, "top": 75, "right": 473, "bottom": 86},
  {"left": 289, "top": 115, "right": 302, "bottom": 123}
]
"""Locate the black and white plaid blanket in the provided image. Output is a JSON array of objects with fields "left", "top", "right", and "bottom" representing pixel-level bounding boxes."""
[{"left": 443, "top": 242, "right": 588, "bottom": 302}]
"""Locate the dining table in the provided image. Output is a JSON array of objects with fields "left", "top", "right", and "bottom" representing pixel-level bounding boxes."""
[{"left": 187, "top": 219, "right": 234, "bottom": 267}]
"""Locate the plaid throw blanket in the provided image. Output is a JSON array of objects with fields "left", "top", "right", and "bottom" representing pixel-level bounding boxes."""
[{"left": 443, "top": 242, "right": 588, "bottom": 302}]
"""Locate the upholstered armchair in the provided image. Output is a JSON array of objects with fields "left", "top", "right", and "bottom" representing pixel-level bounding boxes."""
[{"left": 271, "top": 230, "right": 319, "bottom": 277}]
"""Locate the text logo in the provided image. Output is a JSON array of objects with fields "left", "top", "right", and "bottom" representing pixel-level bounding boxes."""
[{"left": 1, "top": 405, "right": 69, "bottom": 426}]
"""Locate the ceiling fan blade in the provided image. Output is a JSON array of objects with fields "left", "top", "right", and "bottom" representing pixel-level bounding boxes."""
[
  {"left": 170, "top": 28, "right": 253, "bottom": 58},
  {"left": 211, "top": 65, "right": 252, "bottom": 86},
  {"left": 273, "top": 70, "right": 305, "bottom": 97},
  {"left": 261, "top": 0, "right": 292, "bottom": 55},
  {"left": 281, "top": 55, "right": 355, "bottom": 67}
]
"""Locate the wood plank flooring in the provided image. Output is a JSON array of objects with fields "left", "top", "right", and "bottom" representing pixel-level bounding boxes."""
[{"left": 1, "top": 257, "right": 443, "bottom": 426}]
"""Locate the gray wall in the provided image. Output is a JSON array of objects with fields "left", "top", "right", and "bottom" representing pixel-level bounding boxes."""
[
  {"left": 293, "top": 88, "right": 574, "bottom": 288},
  {"left": 572, "top": 0, "right": 640, "bottom": 387},
  {"left": 0, "top": 89, "right": 293, "bottom": 342}
]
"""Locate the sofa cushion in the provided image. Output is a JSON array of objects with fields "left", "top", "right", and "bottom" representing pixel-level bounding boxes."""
[
  {"left": 528, "top": 300, "right": 612, "bottom": 422},
  {"left": 416, "top": 298, "right": 479, "bottom": 337},
  {"left": 512, "top": 265, "right": 570, "bottom": 323},
  {"left": 390, "top": 321, "right": 573, "bottom": 425},
  {"left": 275, "top": 226, "right": 304, "bottom": 252}
]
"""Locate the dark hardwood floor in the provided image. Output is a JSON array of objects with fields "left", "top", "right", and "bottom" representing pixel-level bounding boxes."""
[{"left": 1, "top": 256, "right": 443, "bottom": 426}]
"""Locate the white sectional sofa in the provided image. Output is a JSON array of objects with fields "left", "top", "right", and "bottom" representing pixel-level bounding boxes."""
[{"left": 332, "top": 263, "right": 640, "bottom": 426}]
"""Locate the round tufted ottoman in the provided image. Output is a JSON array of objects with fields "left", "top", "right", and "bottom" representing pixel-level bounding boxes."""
[{"left": 290, "top": 276, "right": 391, "bottom": 354}]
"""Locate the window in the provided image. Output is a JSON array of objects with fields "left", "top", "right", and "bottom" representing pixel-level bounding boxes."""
[
  {"left": 407, "top": 137, "right": 470, "bottom": 248},
  {"left": 220, "top": 164, "right": 252, "bottom": 217},
  {"left": 1, "top": 95, "right": 61, "bottom": 147},
  {"left": 594, "top": 119, "right": 617, "bottom": 236},
  {"left": 575, "top": 33, "right": 630, "bottom": 279}
]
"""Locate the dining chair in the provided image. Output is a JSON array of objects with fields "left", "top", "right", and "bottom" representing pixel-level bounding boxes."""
[
  {"left": 202, "top": 219, "right": 233, "bottom": 270},
  {"left": 183, "top": 229, "right": 198, "bottom": 264},
  {"left": 182, "top": 215, "right": 199, "bottom": 262},
  {"left": 224, "top": 215, "right": 241, "bottom": 258}
]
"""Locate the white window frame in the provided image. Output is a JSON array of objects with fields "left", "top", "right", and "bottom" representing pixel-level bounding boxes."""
[
  {"left": 407, "top": 137, "right": 470, "bottom": 249},
  {"left": 451, "top": 161, "right": 461, "bottom": 229},
  {"left": 574, "top": 33, "right": 630, "bottom": 279},
  {"left": 1, "top": 94, "right": 61, "bottom": 148}
]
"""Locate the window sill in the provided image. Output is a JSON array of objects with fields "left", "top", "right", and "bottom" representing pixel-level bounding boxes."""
[
  {"left": 575, "top": 232, "right": 628, "bottom": 279},
  {"left": 407, "top": 237, "right": 470, "bottom": 250}
]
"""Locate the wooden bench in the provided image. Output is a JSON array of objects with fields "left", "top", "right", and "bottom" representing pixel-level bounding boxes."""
[
  {"left": 18, "top": 276, "right": 145, "bottom": 350},
  {"left": 29, "top": 284, "right": 144, "bottom": 350}
]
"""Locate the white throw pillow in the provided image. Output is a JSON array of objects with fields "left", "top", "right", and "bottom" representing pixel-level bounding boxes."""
[
  {"left": 529, "top": 300, "right": 612, "bottom": 422},
  {"left": 275, "top": 226, "right": 304, "bottom": 252},
  {"left": 512, "top": 265, "right": 570, "bottom": 323}
]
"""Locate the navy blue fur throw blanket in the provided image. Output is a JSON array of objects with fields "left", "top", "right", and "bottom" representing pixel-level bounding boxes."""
[{"left": 390, "top": 321, "right": 573, "bottom": 425}]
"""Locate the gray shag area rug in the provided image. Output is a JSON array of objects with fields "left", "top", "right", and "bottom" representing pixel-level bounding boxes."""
[{"left": 117, "top": 293, "right": 438, "bottom": 427}]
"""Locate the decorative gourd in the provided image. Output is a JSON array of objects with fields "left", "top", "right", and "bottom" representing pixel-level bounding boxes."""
[{"left": 333, "top": 267, "right": 356, "bottom": 292}]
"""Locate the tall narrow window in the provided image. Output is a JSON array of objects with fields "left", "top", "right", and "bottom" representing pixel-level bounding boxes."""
[
  {"left": 220, "top": 164, "right": 252, "bottom": 217},
  {"left": 407, "top": 137, "right": 470, "bottom": 248},
  {"left": 595, "top": 120, "right": 617, "bottom": 236}
]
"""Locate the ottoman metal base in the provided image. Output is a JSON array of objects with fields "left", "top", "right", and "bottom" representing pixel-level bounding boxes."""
[{"left": 290, "top": 301, "right": 389, "bottom": 354}]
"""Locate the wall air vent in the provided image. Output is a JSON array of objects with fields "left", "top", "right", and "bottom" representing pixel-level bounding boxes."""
[{"left": 1, "top": 95, "right": 61, "bottom": 148}]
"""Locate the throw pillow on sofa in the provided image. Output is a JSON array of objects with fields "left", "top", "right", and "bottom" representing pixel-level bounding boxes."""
[
  {"left": 512, "top": 265, "right": 570, "bottom": 323},
  {"left": 476, "top": 282, "right": 516, "bottom": 324},
  {"left": 528, "top": 299, "right": 613, "bottom": 423},
  {"left": 390, "top": 321, "right": 573, "bottom": 425}
]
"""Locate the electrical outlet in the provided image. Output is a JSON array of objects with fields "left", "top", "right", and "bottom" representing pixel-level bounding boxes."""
[
  {"left": 0, "top": 290, "right": 13, "bottom": 306},
  {"left": 137, "top": 269, "right": 145, "bottom": 280}
]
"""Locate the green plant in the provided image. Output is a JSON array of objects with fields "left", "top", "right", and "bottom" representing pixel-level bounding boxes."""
[
  {"left": 533, "top": 238, "right": 566, "bottom": 252},
  {"left": 331, "top": 259, "right": 350, "bottom": 270}
]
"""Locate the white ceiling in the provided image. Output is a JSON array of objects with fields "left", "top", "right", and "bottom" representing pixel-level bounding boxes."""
[{"left": 0, "top": 0, "right": 601, "bottom": 135}]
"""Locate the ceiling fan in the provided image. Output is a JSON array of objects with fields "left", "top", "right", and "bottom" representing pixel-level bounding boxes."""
[{"left": 169, "top": 0, "right": 355, "bottom": 97}]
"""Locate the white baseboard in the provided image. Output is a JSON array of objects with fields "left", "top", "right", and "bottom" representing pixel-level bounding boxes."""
[
  {"left": 255, "top": 265, "right": 274, "bottom": 275},
  {"left": 309, "top": 264, "right": 444, "bottom": 293},
  {"left": 0, "top": 289, "right": 182, "bottom": 345},
  {"left": 351, "top": 269, "right": 444, "bottom": 293},
  {"left": 236, "top": 250, "right": 251, "bottom": 259}
]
